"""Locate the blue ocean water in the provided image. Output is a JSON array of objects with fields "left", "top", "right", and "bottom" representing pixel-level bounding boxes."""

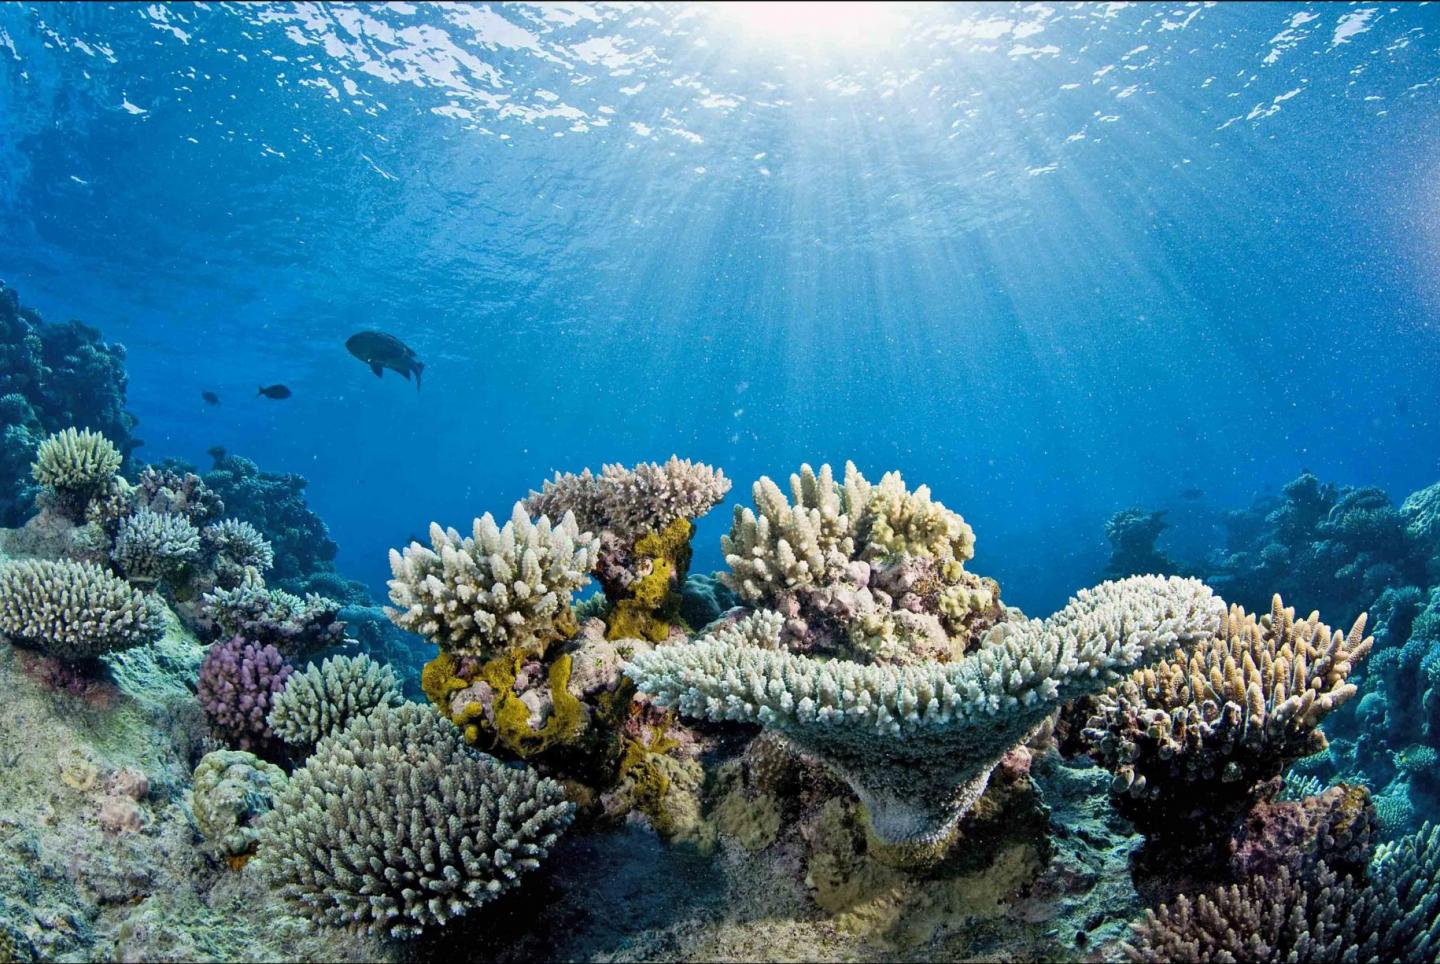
[{"left": 3, "top": 3, "right": 1438, "bottom": 614}]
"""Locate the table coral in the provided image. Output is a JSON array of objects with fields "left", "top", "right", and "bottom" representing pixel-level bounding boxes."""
[{"left": 626, "top": 574, "right": 1222, "bottom": 854}]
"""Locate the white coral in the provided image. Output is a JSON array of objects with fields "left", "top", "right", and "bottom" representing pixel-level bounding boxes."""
[
  {"left": 386, "top": 502, "right": 599, "bottom": 657},
  {"left": 31, "top": 426, "right": 122, "bottom": 493},
  {"left": 525, "top": 456, "right": 731, "bottom": 542},
  {"left": 112, "top": 507, "right": 202, "bottom": 582},
  {"left": 625, "top": 575, "right": 1222, "bottom": 845}
]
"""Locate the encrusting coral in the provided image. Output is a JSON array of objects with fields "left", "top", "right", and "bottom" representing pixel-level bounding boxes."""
[
  {"left": 111, "top": 506, "right": 202, "bottom": 583},
  {"left": 0, "top": 558, "right": 164, "bottom": 660},
  {"left": 255, "top": 702, "right": 574, "bottom": 938},
  {"left": 718, "top": 462, "right": 1005, "bottom": 664},
  {"left": 1125, "top": 821, "right": 1440, "bottom": 962},
  {"left": 1075, "top": 594, "right": 1372, "bottom": 875},
  {"left": 266, "top": 653, "right": 403, "bottom": 748},
  {"left": 626, "top": 574, "right": 1222, "bottom": 854},
  {"left": 387, "top": 502, "right": 599, "bottom": 659}
]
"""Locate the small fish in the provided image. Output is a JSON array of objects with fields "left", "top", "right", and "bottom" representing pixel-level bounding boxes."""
[
  {"left": 257, "top": 384, "right": 291, "bottom": 400},
  {"left": 1179, "top": 488, "right": 1204, "bottom": 501},
  {"left": 345, "top": 330, "right": 425, "bottom": 390},
  {"left": 201, "top": 391, "right": 220, "bottom": 406}
]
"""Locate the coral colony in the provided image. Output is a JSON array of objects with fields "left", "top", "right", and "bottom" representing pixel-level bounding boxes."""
[{"left": 2, "top": 281, "right": 1440, "bottom": 962}]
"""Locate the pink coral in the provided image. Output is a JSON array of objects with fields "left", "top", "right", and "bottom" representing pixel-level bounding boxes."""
[{"left": 197, "top": 635, "right": 294, "bottom": 755}]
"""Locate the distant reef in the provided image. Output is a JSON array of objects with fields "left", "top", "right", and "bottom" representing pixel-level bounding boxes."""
[{"left": 0, "top": 282, "right": 139, "bottom": 527}]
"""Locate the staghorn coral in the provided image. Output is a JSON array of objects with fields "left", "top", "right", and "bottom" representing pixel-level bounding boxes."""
[
  {"left": 525, "top": 456, "right": 731, "bottom": 544},
  {"left": 1078, "top": 595, "right": 1372, "bottom": 843},
  {"left": 255, "top": 702, "right": 573, "bottom": 938},
  {"left": 266, "top": 653, "right": 403, "bottom": 749},
  {"left": 1126, "top": 822, "right": 1440, "bottom": 963},
  {"left": 30, "top": 427, "right": 122, "bottom": 514},
  {"left": 191, "top": 750, "right": 289, "bottom": 864},
  {"left": 386, "top": 502, "right": 599, "bottom": 659},
  {"left": 201, "top": 518, "right": 274, "bottom": 573},
  {"left": 111, "top": 507, "right": 202, "bottom": 583},
  {"left": 625, "top": 575, "right": 1222, "bottom": 851},
  {"left": 718, "top": 462, "right": 1003, "bottom": 664},
  {"left": 197, "top": 635, "right": 295, "bottom": 755},
  {"left": 199, "top": 584, "right": 346, "bottom": 656},
  {"left": 0, "top": 558, "right": 163, "bottom": 660}
]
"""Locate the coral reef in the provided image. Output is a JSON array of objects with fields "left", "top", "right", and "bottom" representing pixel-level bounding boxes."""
[
  {"left": 627, "top": 574, "right": 1222, "bottom": 851},
  {"left": 134, "top": 464, "right": 225, "bottom": 527},
  {"left": 387, "top": 502, "right": 599, "bottom": 658},
  {"left": 266, "top": 653, "right": 403, "bottom": 748},
  {"left": 198, "top": 583, "right": 347, "bottom": 655},
  {"left": 111, "top": 506, "right": 202, "bottom": 584},
  {"left": 191, "top": 750, "right": 289, "bottom": 865},
  {"left": 196, "top": 635, "right": 295, "bottom": 755},
  {"left": 0, "top": 558, "right": 164, "bottom": 660},
  {"left": 0, "top": 284, "right": 138, "bottom": 527},
  {"left": 255, "top": 702, "right": 574, "bottom": 938},
  {"left": 200, "top": 518, "right": 273, "bottom": 573},
  {"left": 1126, "top": 822, "right": 1440, "bottom": 962}
]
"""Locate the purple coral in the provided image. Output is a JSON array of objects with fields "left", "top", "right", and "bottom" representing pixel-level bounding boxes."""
[{"left": 197, "top": 635, "right": 294, "bottom": 755}]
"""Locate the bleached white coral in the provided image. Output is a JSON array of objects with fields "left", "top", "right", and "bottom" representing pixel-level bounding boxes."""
[
  {"left": 112, "top": 507, "right": 202, "bottom": 582},
  {"left": 386, "top": 502, "right": 600, "bottom": 657},
  {"left": 625, "top": 575, "right": 1222, "bottom": 846},
  {"left": 31, "top": 427, "right": 122, "bottom": 494},
  {"left": 525, "top": 456, "right": 731, "bottom": 542},
  {"left": 0, "top": 558, "right": 164, "bottom": 660}
]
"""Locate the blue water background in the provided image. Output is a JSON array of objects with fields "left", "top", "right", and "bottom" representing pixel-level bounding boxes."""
[{"left": 2, "top": 2, "right": 1438, "bottom": 615}]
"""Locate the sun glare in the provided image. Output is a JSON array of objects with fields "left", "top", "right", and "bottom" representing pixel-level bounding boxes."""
[{"left": 708, "top": 2, "right": 915, "bottom": 50}]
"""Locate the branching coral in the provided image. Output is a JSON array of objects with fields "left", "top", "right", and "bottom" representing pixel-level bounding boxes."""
[
  {"left": 1125, "top": 822, "right": 1440, "bottom": 962},
  {"left": 525, "top": 456, "right": 731, "bottom": 544},
  {"left": 134, "top": 465, "right": 224, "bottom": 526},
  {"left": 386, "top": 502, "right": 599, "bottom": 659},
  {"left": 0, "top": 558, "right": 163, "bottom": 660},
  {"left": 30, "top": 427, "right": 122, "bottom": 513},
  {"left": 267, "top": 653, "right": 403, "bottom": 748},
  {"left": 718, "top": 462, "right": 1003, "bottom": 664},
  {"left": 200, "top": 584, "right": 346, "bottom": 656},
  {"left": 197, "top": 635, "right": 295, "bottom": 754},
  {"left": 256, "top": 702, "right": 574, "bottom": 938},
  {"left": 112, "top": 507, "right": 202, "bottom": 583},
  {"left": 202, "top": 518, "right": 275, "bottom": 573},
  {"left": 1078, "top": 595, "right": 1372, "bottom": 840},
  {"left": 626, "top": 575, "right": 1222, "bottom": 850}
]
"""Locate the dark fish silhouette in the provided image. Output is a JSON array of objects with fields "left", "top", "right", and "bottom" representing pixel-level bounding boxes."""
[
  {"left": 346, "top": 331, "right": 424, "bottom": 390},
  {"left": 201, "top": 391, "right": 220, "bottom": 405},
  {"left": 1179, "top": 488, "right": 1204, "bottom": 501},
  {"left": 257, "top": 384, "right": 291, "bottom": 399}
]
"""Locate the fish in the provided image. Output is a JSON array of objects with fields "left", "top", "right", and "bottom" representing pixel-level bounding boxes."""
[
  {"left": 201, "top": 391, "right": 220, "bottom": 405},
  {"left": 345, "top": 330, "right": 424, "bottom": 390},
  {"left": 257, "top": 384, "right": 291, "bottom": 399},
  {"left": 1179, "top": 488, "right": 1204, "bottom": 501}
]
